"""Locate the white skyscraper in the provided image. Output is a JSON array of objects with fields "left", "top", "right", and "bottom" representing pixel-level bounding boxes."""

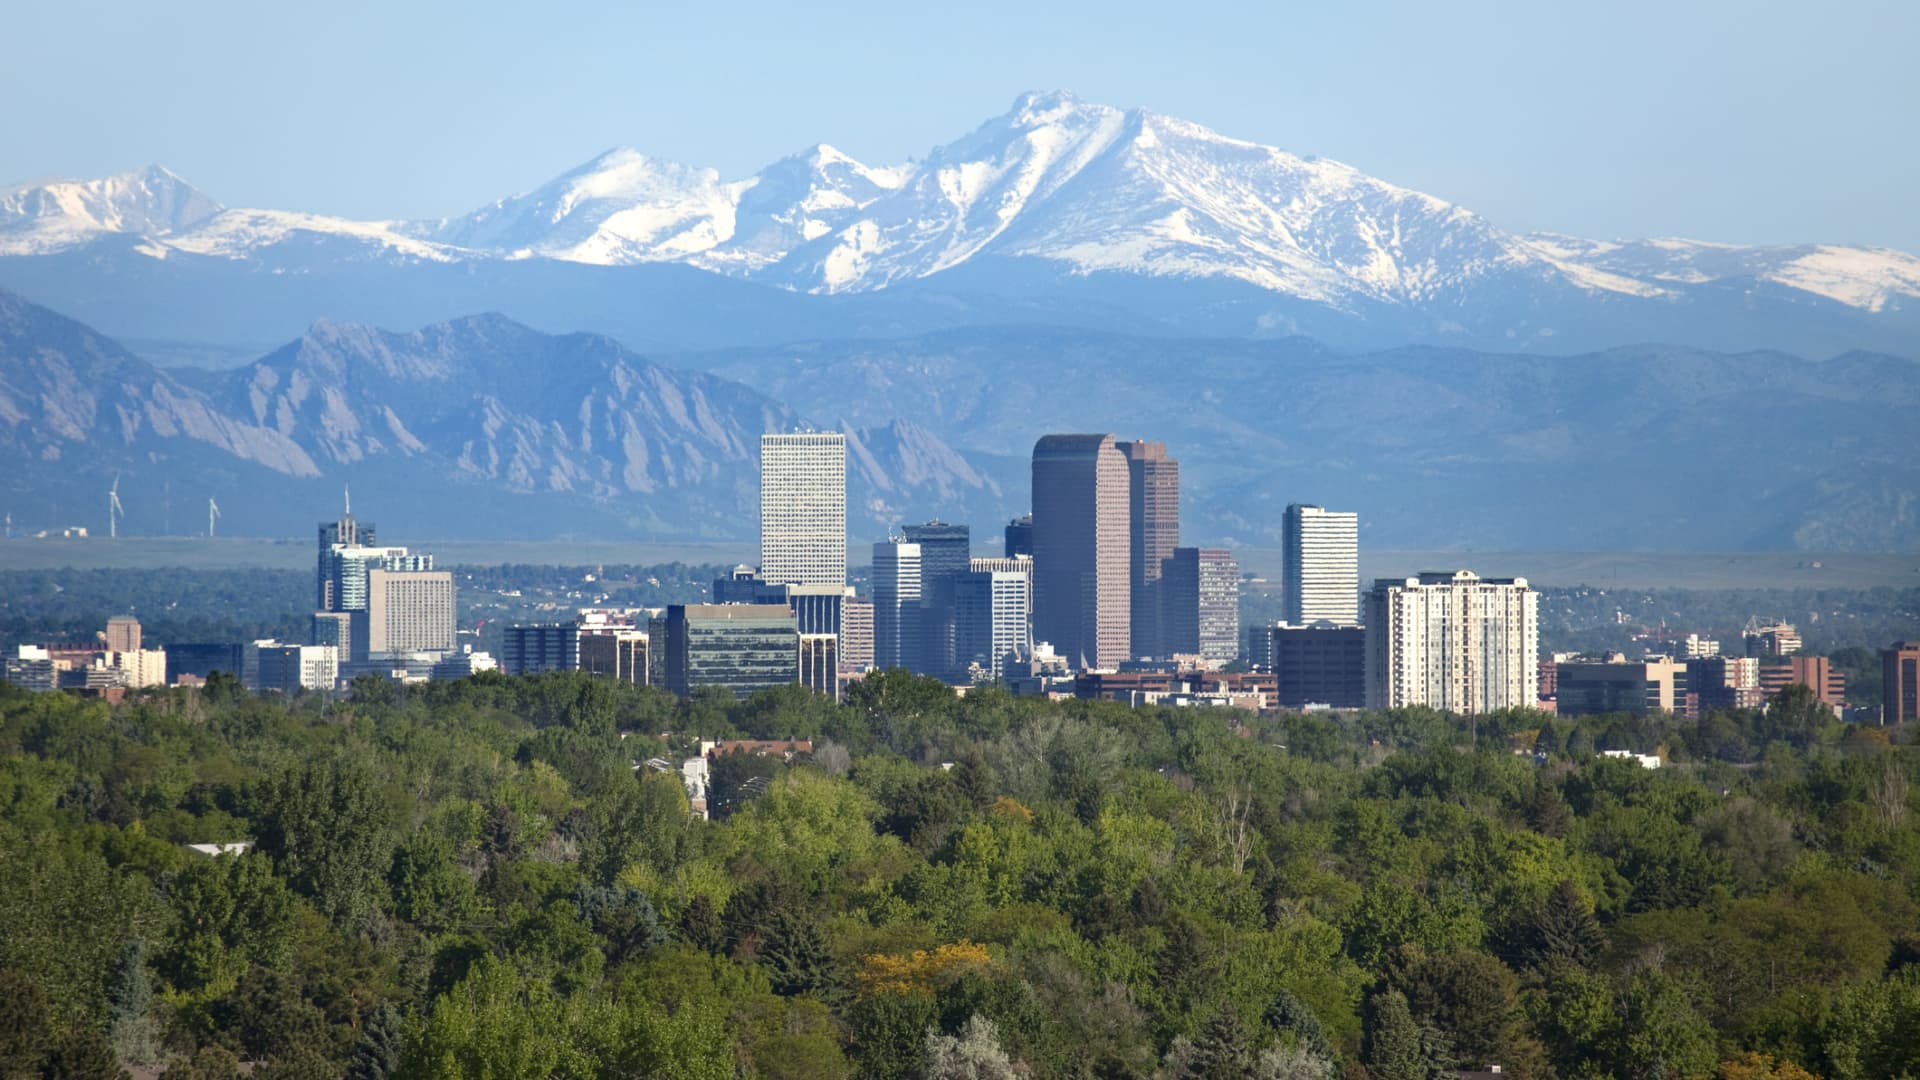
[
  {"left": 1364, "top": 570, "right": 1539, "bottom": 714},
  {"left": 1283, "top": 504, "right": 1359, "bottom": 626},
  {"left": 760, "top": 432, "right": 847, "bottom": 588},
  {"left": 872, "top": 539, "right": 922, "bottom": 671}
]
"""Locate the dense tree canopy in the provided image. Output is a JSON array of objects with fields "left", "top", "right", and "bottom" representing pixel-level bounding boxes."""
[{"left": 0, "top": 669, "right": 1916, "bottom": 1077}]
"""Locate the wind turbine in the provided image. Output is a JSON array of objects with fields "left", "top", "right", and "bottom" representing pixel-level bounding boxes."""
[
  {"left": 108, "top": 475, "right": 124, "bottom": 540},
  {"left": 208, "top": 496, "right": 221, "bottom": 539}
]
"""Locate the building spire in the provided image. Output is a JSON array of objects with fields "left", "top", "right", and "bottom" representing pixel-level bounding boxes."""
[{"left": 343, "top": 483, "right": 351, "bottom": 517}]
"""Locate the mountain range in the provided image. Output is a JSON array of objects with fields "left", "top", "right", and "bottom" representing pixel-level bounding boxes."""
[
  {"left": 2, "top": 92, "right": 1916, "bottom": 359},
  {"left": 3, "top": 288, "right": 1915, "bottom": 553}
]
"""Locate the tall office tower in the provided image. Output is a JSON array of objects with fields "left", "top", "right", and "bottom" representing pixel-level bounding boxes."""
[
  {"left": 903, "top": 520, "right": 970, "bottom": 679},
  {"left": 760, "top": 432, "right": 847, "bottom": 588},
  {"left": 360, "top": 569, "right": 456, "bottom": 657},
  {"left": 840, "top": 600, "right": 874, "bottom": 672},
  {"left": 1160, "top": 548, "right": 1240, "bottom": 662},
  {"left": 1032, "top": 434, "right": 1131, "bottom": 669},
  {"left": 311, "top": 612, "right": 355, "bottom": 663},
  {"left": 321, "top": 546, "right": 435, "bottom": 614},
  {"left": 664, "top": 604, "right": 799, "bottom": 699},
  {"left": 1004, "top": 514, "right": 1035, "bottom": 558},
  {"left": 316, "top": 494, "right": 374, "bottom": 610},
  {"left": 969, "top": 556, "right": 1034, "bottom": 631},
  {"left": 799, "top": 634, "right": 840, "bottom": 701},
  {"left": 871, "top": 539, "right": 923, "bottom": 671},
  {"left": 955, "top": 569, "right": 1031, "bottom": 681},
  {"left": 1283, "top": 504, "right": 1359, "bottom": 626},
  {"left": 1885, "top": 641, "right": 1920, "bottom": 725},
  {"left": 105, "top": 616, "right": 142, "bottom": 654},
  {"left": 1118, "top": 441, "right": 1179, "bottom": 658},
  {"left": 1364, "top": 571, "right": 1539, "bottom": 714}
]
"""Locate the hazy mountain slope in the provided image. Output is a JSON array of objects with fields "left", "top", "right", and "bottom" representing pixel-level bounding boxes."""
[
  {"left": 685, "top": 327, "right": 1920, "bottom": 552},
  {"left": 0, "top": 293, "right": 1012, "bottom": 542}
]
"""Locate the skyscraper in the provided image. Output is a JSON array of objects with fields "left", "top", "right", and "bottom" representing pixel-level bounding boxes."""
[
  {"left": 105, "top": 616, "right": 142, "bottom": 654},
  {"left": 1004, "top": 514, "right": 1034, "bottom": 558},
  {"left": 1884, "top": 641, "right": 1920, "bottom": 725},
  {"left": 1364, "top": 570, "right": 1538, "bottom": 714},
  {"left": 360, "top": 568, "right": 456, "bottom": 657},
  {"left": 871, "top": 539, "right": 922, "bottom": 671},
  {"left": 760, "top": 432, "right": 846, "bottom": 588},
  {"left": 1283, "top": 504, "right": 1359, "bottom": 626},
  {"left": 955, "top": 569, "right": 1031, "bottom": 681},
  {"left": 1118, "top": 440, "right": 1179, "bottom": 658},
  {"left": 1161, "top": 547, "right": 1240, "bottom": 662},
  {"left": 317, "top": 492, "right": 374, "bottom": 610},
  {"left": 902, "top": 520, "right": 969, "bottom": 679},
  {"left": 1032, "top": 434, "right": 1130, "bottom": 669}
]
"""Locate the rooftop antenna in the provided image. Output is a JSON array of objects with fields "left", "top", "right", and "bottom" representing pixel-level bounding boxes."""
[
  {"left": 208, "top": 496, "right": 220, "bottom": 539},
  {"left": 108, "top": 474, "right": 124, "bottom": 540}
]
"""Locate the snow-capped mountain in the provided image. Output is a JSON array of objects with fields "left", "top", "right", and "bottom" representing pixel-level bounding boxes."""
[
  {"left": 1, "top": 91, "right": 1915, "bottom": 342},
  {"left": 0, "top": 164, "right": 222, "bottom": 255}
]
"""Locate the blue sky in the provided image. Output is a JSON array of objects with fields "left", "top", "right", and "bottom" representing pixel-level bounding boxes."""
[{"left": 7, "top": 0, "right": 1916, "bottom": 250}]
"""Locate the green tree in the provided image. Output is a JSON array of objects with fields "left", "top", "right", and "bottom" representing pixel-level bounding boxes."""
[
  {"left": 345, "top": 1003, "right": 403, "bottom": 1080},
  {"left": 1263, "top": 989, "right": 1332, "bottom": 1060},
  {"left": 1605, "top": 970, "right": 1718, "bottom": 1080},
  {"left": 251, "top": 757, "right": 395, "bottom": 925},
  {"left": 1364, "top": 990, "right": 1442, "bottom": 1080},
  {"left": 160, "top": 1043, "right": 242, "bottom": 1080},
  {"left": 106, "top": 938, "right": 162, "bottom": 1066},
  {"left": 0, "top": 969, "right": 57, "bottom": 1079},
  {"left": 1513, "top": 879, "right": 1604, "bottom": 972},
  {"left": 43, "top": 1025, "right": 131, "bottom": 1080}
]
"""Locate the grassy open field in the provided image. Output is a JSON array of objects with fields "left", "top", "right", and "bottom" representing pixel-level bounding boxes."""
[{"left": 2, "top": 536, "right": 1917, "bottom": 590}]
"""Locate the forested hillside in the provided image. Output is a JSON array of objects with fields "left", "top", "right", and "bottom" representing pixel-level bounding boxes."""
[{"left": 2, "top": 673, "right": 1916, "bottom": 1078}]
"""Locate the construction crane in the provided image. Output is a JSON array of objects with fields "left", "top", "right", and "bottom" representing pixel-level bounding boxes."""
[
  {"left": 208, "top": 496, "right": 221, "bottom": 539},
  {"left": 108, "top": 475, "right": 124, "bottom": 539}
]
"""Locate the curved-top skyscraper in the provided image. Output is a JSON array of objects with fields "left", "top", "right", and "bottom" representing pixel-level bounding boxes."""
[{"left": 1031, "top": 434, "right": 1130, "bottom": 669}]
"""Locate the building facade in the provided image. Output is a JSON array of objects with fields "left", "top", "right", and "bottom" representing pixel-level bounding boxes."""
[
  {"left": 759, "top": 432, "right": 846, "bottom": 588},
  {"left": 1119, "top": 441, "right": 1179, "bottom": 659},
  {"left": 1161, "top": 547, "right": 1239, "bottom": 663},
  {"left": 665, "top": 604, "right": 799, "bottom": 700},
  {"left": 799, "top": 634, "right": 839, "bottom": 701},
  {"left": 1758, "top": 655, "right": 1847, "bottom": 710},
  {"left": 579, "top": 631, "right": 649, "bottom": 685},
  {"left": 1261, "top": 623, "right": 1367, "bottom": 709},
  {"left": 1886, "top": 641, "right": 1920, "bottom": 726},
  {"left": 839, "top": 599, "right": 874, "bottom": 673},
  {"left": 1283, "top": 504, "right": 1359, "bottom": 626},
  {"left": 1004, "top": 514, "right": 1034, "bottom": 558},
  {"left": 955, "top": 569, "right": 1032, "bottom": 681},
  {"left": 903, "top": 521, "right": 970, "bottom": 679},
  {"left": 105, "top": 616, "right": 142, "bottom": 654},
  {"left": 872, "top": 539, "right": 922, "bottom": 672},
  {"left": 1364, "top": 571, "right": 1539, "bottom": 714},
  {"left": 1032, "top": 434, "right": 1131, "bottom": 669},
  {"left": 1555, "top": 657, "right": 1689, "bottom": 717},
  {"left": 361, "top": 569, "right": 456, "bottom": 657}
]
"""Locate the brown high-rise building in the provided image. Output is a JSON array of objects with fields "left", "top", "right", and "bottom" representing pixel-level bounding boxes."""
[
  {"left": 105, "top": 616, "right": 141, "bottom": 654},
  {"left": 1118, "top": 440, "right": 1179, "bottom": 659},
  {"left": 1885, "top": 641, "right": 1920, "bottom": 726},
  {"left": 1032, "top": 434, "right": 1131, "bottom": 669}
]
